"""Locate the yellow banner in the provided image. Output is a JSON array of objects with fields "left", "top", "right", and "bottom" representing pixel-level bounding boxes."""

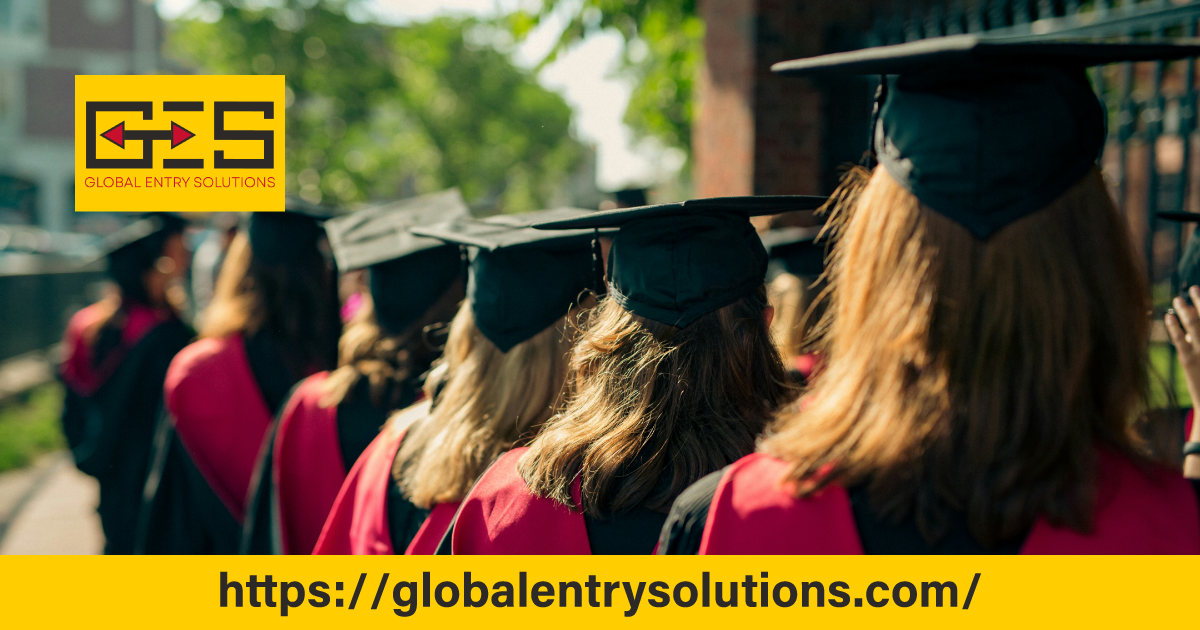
[
  {"left": 74, "top": 75, "right": 286, "bottom": 213},
  {"left": 0, "top": 555, "right": 1184, "bottom": 628}
]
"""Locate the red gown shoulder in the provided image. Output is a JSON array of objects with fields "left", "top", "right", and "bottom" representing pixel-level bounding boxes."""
[
  {"left": 164, "top": 333, "right": 273, "bottom": 522},
  {"left": 313, "top": 401, "right": 425, "bottom": 555},
  {"left": 702, "top": 450, "right": 1200, "bottom": 555},
  {"left": 271, "top": 371, "right": 345, "bottom": 554},
  {"left": 451, "top": 448, "right": 590, "bottom": 555}
]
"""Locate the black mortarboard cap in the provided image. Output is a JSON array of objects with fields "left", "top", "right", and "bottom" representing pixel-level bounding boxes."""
[
  {"left": 613, "top": 188, "right": 648, "bottom": 208},
  {"left": 773, "top": 35, "right": 1200, "bottom": 239},
  {"left": 534, "top": 196, "right": 828, "bottom": 327},
  {"left": 412, "top": 208, "right": 606, "bottom": 352},
  {"left": 248, "top": 196, "right": 338, "bottom": 265},
  {"left": 324, "top": 189, "right": 470, "bottom": 335},
  {"left": 760, "top": 226, "right": 825, "bottom": 277},
  {"left": 102, "top": 214, "right": 188, "bottom": 303}
]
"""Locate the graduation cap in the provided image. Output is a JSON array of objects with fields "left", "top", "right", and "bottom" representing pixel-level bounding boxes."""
[
  {"left": 772, "top": 35, "right": 1200, "bottom": 239},
  {"left": 613, "top": 188, "right": 648, "bottom": 208},
  {"left": 100, "top": 214, "right": 189, "bottom": 303},
  {"left": 324, "top": 189, "right": 471, "bottom": 335},
  {"left": 411, "top": 208, "right": 607, "bottom": 352},
  {"left": 248, "top": 196, "right": 339, "bottom": 265},
  {"left": 760, "top": 226, "right": 825, "bottom": 278},
  {"left": 533, "top": 196, "right": 828, "bottom": 327}
]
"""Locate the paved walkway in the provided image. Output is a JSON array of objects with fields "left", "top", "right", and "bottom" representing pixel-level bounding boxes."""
[{"left": 0, "top": 453, "right": 104, "bottom": 554}]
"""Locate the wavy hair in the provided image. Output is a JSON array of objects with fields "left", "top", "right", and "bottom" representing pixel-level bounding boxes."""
[
  {"left": 393, "top": 300, "right": 583, "bottom": 508},
  {"left": 764, "top": 166, "right": 1152, "bottom": 547},
  {"left": 520, "top": 287, "right": 795, "bottom": 517}
]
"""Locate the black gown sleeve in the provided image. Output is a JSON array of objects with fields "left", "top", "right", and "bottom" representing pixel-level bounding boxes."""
[
  {"left": 136, "top": 413, "right": 242, "bottom": 554},
  {"left": 387, "top": 480, "right": 432, "bottom": 554},
  {"left": 657, "top": 468, "right": 725, "bottom": 555}
]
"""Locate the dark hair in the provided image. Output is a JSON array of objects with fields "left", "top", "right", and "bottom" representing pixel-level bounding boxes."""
[
  {"left": 520, "top": 287, "right": 796, "bottom": 517},
  {"left": 106, "top": 216, "right": 187, "bottom": 305},
  {"left": 202, "top": 233, "right": 340, "bottom": 379}
]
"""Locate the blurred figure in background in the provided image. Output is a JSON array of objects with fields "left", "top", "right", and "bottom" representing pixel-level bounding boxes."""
[
  {"left": 242, "top": 190, "right": 469, "bottom": 554},
  {"left": 314, "top": 208, "right": 602, "bottom": 555},
  {"left": 761, "top": 226, "right": 827, "bottom": 386},
  {"left": 59, "top": 215, "right": 193, "bottom": 554},
  {"left": 190, "top": 213, "right": 241, "bottom": 328},
  {"left": 138, "top": 201, "right": 341, "bottom": 554}
]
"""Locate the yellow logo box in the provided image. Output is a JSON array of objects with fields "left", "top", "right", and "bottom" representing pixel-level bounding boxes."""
[{"left": 74, "top": 75, "right": 286, "bottom": 213}]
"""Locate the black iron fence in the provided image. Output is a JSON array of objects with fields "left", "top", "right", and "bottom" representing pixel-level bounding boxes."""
[{"left": 0, "top": 262, "right": 108, "bottom": 363}]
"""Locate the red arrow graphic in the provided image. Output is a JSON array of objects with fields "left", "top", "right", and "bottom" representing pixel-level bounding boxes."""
[
  {"left": 101, "top": 121, "right": 124, "bottom": 148},
  {"left": 171, "top": 122, "right": 195, "bottom": 148}
]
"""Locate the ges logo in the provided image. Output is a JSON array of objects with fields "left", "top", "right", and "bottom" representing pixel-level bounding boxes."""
[{"left": 75, "top": 75, "right": 286, "bottom": 213}]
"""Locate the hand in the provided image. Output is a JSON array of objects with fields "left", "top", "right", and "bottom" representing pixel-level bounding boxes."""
[{"left": 1164, "top": 286, "right": 1200, "bottom": 477}]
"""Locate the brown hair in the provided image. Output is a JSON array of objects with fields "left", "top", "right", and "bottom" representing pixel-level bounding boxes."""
[
  {"left": 201, "top": 232, "right": 340, "bottom": 379},
  {"left": 319, "top": 277, "right": 463, "bottom": 410},
  {"left": 520, "top": 287, "right": 795, "bottom": 517},
  {"left": 764, "top": 166, "right": 1152, "bottom": 547},
  {"left": 767, "top": 271, "right": 828, "bottom": 364},
  {"left": 392, "top": 301, "right": 582, "bottom": 508}
]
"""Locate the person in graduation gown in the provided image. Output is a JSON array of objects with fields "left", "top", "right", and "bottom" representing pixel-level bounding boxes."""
[
  {"left": 137, "top": 200, "right": 341, "bottom": 554},
  {"left": 445, "top": 195, "right": 826, "bottom": 555},
  {"left": 313, "top": 207, "right": 603, "bottom": 555},
  {"left": 761, "top": 226, "right": 827, "bottom": 386},
  {"left": 59, "top": 215, "right": 193, "bottom": 554},
  {"left": 241, "top": 190, "right": 469, "bottom": 554},
  {"left": 659, "top": 37, "right": 1200, "bottom": 555}
]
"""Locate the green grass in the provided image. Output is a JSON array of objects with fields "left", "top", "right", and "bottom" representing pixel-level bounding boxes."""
[
  {"left": 1150, "top": 341, "right": 1192, "bottom": 409},
  {"left": 0, "top": 383, "right": 65, "bottom": 474}
]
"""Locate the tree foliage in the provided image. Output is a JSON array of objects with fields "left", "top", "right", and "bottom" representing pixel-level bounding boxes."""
[
  {"left": 166, "top": 0, "right": 583, "bottom": 212},
  {"left": 508, "top": 0, "right": 702, "bottom": 155}
]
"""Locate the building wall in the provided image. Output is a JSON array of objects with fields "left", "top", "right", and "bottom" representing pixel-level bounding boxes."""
[
  {"left": 1, "top": 0, "right": 161, "bottom": 231},
  {"left": 694, "top": 0, "right": 891, "bottom": 199}
]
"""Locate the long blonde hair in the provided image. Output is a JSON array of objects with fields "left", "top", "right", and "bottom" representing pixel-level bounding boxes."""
[
  {"left": 393, "top": 300, "right": 582, "bottom": 508},
  {"left": 764, "top": 166, "right": 1152, "bottom": 546},
  {"left": 520, "top": 288, "right": 795, "bottom": 517},
  {"left": 319, "top": 278, "right": 463, "bottom": 409}
]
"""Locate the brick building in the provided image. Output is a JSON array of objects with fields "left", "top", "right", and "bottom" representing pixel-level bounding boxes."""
[
  {"left": 693, "top": 0, "right": 891, "bottom": 200},
  {"left": 0, "top": 0, "right": 161, "bottom": 231}
]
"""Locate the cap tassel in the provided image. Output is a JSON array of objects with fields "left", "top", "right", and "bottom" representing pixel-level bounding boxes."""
[
  {"left": 863, "top": 74, "right": 887, "bottom": 169},
  {"left": 592, "top": 228, "right": 607, "bottom": 298}
]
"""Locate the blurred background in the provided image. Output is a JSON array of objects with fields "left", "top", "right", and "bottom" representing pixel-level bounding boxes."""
[{"left": 2, "top": 0, "right": 1200, "bottom": 552}]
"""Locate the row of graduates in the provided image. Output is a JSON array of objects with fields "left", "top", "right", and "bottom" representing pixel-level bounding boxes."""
[{"left": 61, "top": 35, "right": 1200, "bottom": 555}]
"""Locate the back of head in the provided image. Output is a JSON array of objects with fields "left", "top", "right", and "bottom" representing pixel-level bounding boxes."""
[
  {"left": 107, "top": 214, "right": 187, "bottom": 306},
  {"left": 201, "top": 231, "right": 340, "bottom": 378},
  {"left": 395, "top": 299, "right": 581, "bottom": 508},
  {"left": 521, "top": 287, "right": 795, "bottom": 517},
  {"left": 765, "top": 165, "right": 1151, "bottom": 546}
]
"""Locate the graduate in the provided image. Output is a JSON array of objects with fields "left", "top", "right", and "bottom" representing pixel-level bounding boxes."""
[
  {"left": 445, "top": 195, "right": 825, "bottom": 554},
  {"left": 241, "top": 190, "right": 469, "bottom": 554},
  {"left": 59, "top": 215, "right": 193, "bottom": 554},
  {"left": 660, "top": 36, "right": 1200, "bottom": 555},
  {"left": 761, "top": 226, "right": 827, "bottom": 386},
  {"left": 313, "top": 207, "right": 604, "bottom": 555},
  {"left": 137, "top": 200, "right": 341, "bottom": 553}
]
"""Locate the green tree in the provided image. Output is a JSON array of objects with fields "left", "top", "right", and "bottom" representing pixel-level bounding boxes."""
[
  {"left": 166, "top": 1, "right": 582, "bottom": 212},
  {"left": 508, "top": 0, "right": 702, "bottom": 156}
]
